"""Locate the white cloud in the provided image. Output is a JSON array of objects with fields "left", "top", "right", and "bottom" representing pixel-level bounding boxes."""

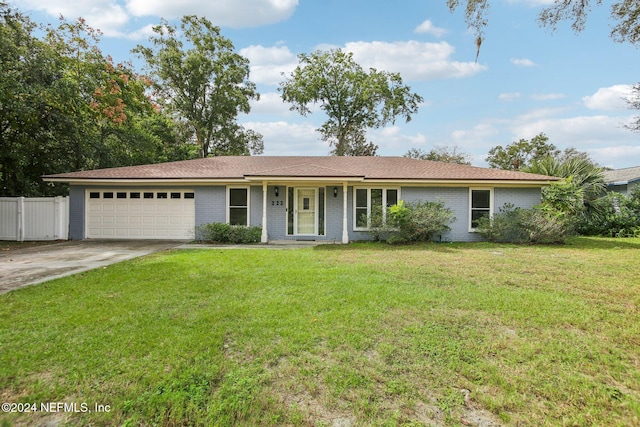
[
  {"left": 123, "top": 24, "right": 155, "bottom": 40},
  {"left": 513, "top": 107, "right": 569, "bottom": 122},
  {"left": 243, "top": 121, "right": 327, "bottom": 155},
  {"left": 370, "top": 126, "right": 429, "bottom": 154},
  {"left": 511, "top": 58, "right": 537, "bottom": 67},
  {"left": 587, "top": 146, "right": 640, "bottom": 169},
  {"left": 414, "top": 19, "right": 448, "bottom": 37},
  {"left": 499, "top": 92, "right": 521, "bottom": 102},
  {"left": 249, "top": 92, "right": 292, "bottom": 116},
  {"left": 13, "top": 0, "right": 130, "bottom": 37},
  {"left": 125, "top": 0, "right": 299, "bottom": 28},
  {"left": 344, "top": 40, "right": 486, "bottom": 81},
  {"left": 450, "top": 123, "right": 500, "bottom": 145},
  {"left": 531, "top": 93, "right": 565, "bottom": 101},
  {"left": 240, "top": 44, "right": 299, "bottom": 85},
  {"left": 12, "top": 0, "right": 298, "bottom": 37},
  {"left": 582, "top": 85, "right": 633, "bottom": 111},
  {"left": 510, "top": 114, "right": 636, "bottom": 147}
]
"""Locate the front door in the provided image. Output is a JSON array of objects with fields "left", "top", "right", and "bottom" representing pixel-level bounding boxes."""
[{"left": 295, "top": 188, "right": 317, "bottom": 235}]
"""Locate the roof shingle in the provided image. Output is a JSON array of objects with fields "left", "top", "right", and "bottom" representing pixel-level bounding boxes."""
[
  {"left": 603, "top": 166, "right": 640, "bottom": 184},
  {"left": 44, "top": 156, "right": 557, "bottom": 182}
]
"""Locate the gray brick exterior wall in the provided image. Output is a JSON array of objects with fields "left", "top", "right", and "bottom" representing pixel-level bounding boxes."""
[
  {"left": 494, "top": 187, "right": 541, "bottom": 211},
  {"left": 195, "top": 186, "right": 225, "bottom": 226},
  {"left": 68, "top": 183, "right": 543, "bottom": 243},
  {"left": 250, "top": 185, "right": 262, "bottom": 227},
  {"left": 69, "top": 186, "right": 86, "bottom": 240}
]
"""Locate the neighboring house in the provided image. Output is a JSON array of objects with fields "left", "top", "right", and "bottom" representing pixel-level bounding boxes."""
[
  {"left": 603, "top": 166, "right": 640, "bottom": 197},
  {"left": 43, "top": 156, "right": 557, "bottom": 243}
]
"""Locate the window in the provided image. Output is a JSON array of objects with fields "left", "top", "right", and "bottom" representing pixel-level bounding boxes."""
[
  {"left": 117, "top": 192, "right": 127, "bottom": 199},
  {"left": 89, "top": 192, "right": 100, "bottom": 199},
  {"left": 130, "top": 192, "right": 141, "bottom": 199},
  {"left": 469, "top": 188, "right": 493, "bottom": 231},
  {"left": 157, "top": 192, "right": 168, "bottom": 199},
  {"left": 184, "top": 192, "right": 195, "bottom": 199},
  {"left": 353, "top": 188, "right": 400, "bottom": 230},
  {"left": 144, "top": 192, "right": 154, "bottom": 199},
  {"left": 171, "top": 192, "right": 181, "bottom": 199},
  {"left": 103, "top": 192, "right": 113, "bottom": 199},
  {"left": 228, "top": 187, "right": 249, "bottom": 226}
]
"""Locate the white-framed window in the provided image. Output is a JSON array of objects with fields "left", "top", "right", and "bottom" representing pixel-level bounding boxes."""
[
  {"left": 469, "top": 187, "right": 493, "bottom": 231},
  {"left": 353, "top": 187, "right": 399, "bottom": 230},
  {"left": 227, "top": 187, "right": 250, "bottom": 226}
]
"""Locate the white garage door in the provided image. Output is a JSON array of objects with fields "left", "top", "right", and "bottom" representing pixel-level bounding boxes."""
[{"left": 86, "top": 189, "right": 195, "bottom": 239}]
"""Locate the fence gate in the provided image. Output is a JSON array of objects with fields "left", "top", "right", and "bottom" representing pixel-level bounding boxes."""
[{"left": 0, "top": 197, "right": 69, "bottom": 241}]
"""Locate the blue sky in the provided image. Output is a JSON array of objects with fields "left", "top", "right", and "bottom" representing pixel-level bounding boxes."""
[{"left": 9, "top": 0, "right": 640, "bottom": 168}]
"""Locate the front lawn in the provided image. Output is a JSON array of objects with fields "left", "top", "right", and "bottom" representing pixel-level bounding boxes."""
[{"left": 1, "top": 237, "right": 639, "bottom": 426}]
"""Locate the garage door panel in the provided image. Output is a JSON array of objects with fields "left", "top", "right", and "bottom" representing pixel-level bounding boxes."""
[{"left": 87, "top": 189, "right": 195, "bottom": 239}]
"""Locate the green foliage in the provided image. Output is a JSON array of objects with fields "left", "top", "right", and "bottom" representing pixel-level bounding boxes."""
[
  {"left": 526, "top": 155, "right": 605, "bottom": 201},
  {"left": 476, "top": 203, "right": 573, "bottom": 244},
  {"left": 371, "top": 200, "right": 456, "bottom": 244},
  {"left": 628, "top": 82, "right": 640, "bottom": 133},
  {"left": 541, "top": 177, "right": 585, "bottom": 217},
  {"left": 279, "top": 49, "right": 423, "bottom": 156},
  {"left": 3, "top": 241, "right": 640, "bottom": 425},
  {"left": 404, "top": 146, "right": 472, "bottom": 165},
  {"left": 577, "top": 189, "right": 640, "bottom": 237},
  {"left": 0, "top": 5, "right": 198, "bottom": 196},
  {"left": 446, "top": 0, "right": 640, "bottom": 46},
  {"left": 486, "top": 133, "right": 558, "bottom": 171},
  {"left": 134, "top": 16, "right": 262, "bottom": 158},
  {"left": 195, "top": 223, "right": 262, "bottom": 244}
]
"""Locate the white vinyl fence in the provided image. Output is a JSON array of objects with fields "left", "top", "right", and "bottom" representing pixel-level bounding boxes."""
[{"left": 0, "top": 197, "right": 69, "bottom": 241}]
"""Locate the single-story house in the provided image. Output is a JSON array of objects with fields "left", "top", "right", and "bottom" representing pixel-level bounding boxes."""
[
  {"left": 43, "top": 156, "right": 557, "bottom": 243},
  {"left": 603, "top": 166, "right": 640, "bottom": 197}
]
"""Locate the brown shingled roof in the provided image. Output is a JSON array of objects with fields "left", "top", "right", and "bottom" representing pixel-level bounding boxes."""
[{"left": 43, "top": 156, "right": 558, "bottom": 182}]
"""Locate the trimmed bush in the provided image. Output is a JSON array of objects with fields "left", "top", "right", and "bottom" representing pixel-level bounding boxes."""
[
  {"left": 195, "top": 223, "right": 262, "bottom": 244},
  {"left": 476, "top": 203, "right": 573, "bottom": 244},
  {"left": 371, "top": 200, "right": 456, "bottom": 244}
]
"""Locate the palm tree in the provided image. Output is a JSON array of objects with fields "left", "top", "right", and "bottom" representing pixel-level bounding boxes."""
[{"left": 525, "top": 156, "right": 605, "bottom": 200}]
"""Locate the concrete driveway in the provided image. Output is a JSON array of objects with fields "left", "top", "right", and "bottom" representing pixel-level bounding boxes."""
[{"left": 0, "top": 240, "right": 181, "bottom": 294}]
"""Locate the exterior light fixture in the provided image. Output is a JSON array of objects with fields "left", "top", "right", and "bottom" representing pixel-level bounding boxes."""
[
  {"left": 333, "top": 187, "right": 338, "bottom": 197},
  {"left": 274, "top": 187, "right": 279, "bottom": 197}
]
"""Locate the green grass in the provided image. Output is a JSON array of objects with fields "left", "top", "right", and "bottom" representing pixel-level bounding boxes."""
[{"left": 1, "top": 237, "right": 639, "bottom": 426}]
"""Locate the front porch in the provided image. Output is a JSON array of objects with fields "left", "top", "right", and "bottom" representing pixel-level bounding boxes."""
[{"left": 256, "top": 181, "right": 357, "bottom": 244}]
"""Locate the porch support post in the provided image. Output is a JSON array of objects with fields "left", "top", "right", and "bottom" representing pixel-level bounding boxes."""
[
  {"left": 342, "top": 182, "right": 349, "bottom": 244},
  {"left": 261, "top": 181, "right": 268, "bottom": 243}
]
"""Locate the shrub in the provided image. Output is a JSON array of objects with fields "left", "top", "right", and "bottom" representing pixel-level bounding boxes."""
[
  {"left": 577, "top": 190, "right": 640, "bottom": 237},
  {"left": 475, "top": 203, "right": 529, "bottom": 243},
  {"left": 371, "top": 200, "right": 456, "bottom": 244},
  {"left": 476, "top": 203, "right": 573, "bottom": 244},
  {"left": 195, "top": 223, "right": 262, "bottom": 244}
]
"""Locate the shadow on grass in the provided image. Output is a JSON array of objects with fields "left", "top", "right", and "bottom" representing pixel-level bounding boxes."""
[
  {"left": 565, "top": 236, "right": 640, "bottom": 250},
  {"left": 314, "top": 236, "right": 640, "bottom": 253},
  {"left": 314, "top": 241, "right": 460, "bottom": 253}
]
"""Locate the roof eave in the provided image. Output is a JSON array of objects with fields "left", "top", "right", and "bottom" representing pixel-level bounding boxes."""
[
  {"left": 244, "top": 175, "right": 366, "bottom": 182},
  {"left": 44, "top": 176, "right": 555, "bottom": 187},
  {"left": 42, "top": 177, "right": 249, "bottom": 185}
]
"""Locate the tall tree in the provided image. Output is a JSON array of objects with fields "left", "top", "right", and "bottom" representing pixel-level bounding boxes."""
[
  {"left": 133, "top": 16, "right": 262, "bottom": 158},
  {"left": 404, "top": 146, "right": 472, "bottom": 165},
  {"left": 486, "top": 133, "right": 559, "bottom": 171},
  {"left": 279, "top": 49, "right": 423, "bottom": 156},
  {"left": 1, "top": 4, "right": 193, "bottom": 196},
  {"left": 0, "top": 4, "right": 69, "bottom": 196},
  {"left": 628, "top": 82, "right": 640, "bottom": 133},
  {"left": 446, "top": 0, "right": 640, "bottom": 46}
]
